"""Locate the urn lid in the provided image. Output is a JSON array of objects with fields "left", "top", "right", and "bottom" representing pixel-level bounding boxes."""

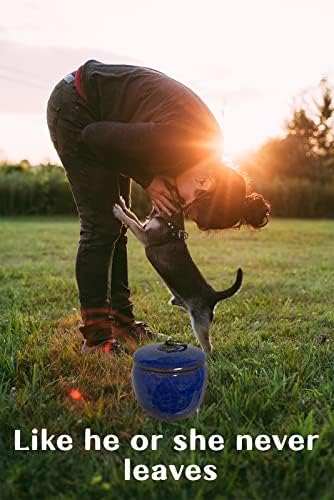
[{"left": 133, "top": 340, "right": 206, "bottom": 373}]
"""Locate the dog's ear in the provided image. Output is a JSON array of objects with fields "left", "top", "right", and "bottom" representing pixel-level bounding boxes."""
[{"left": 214, "top": 268, "right": 243, "bottom": 304}]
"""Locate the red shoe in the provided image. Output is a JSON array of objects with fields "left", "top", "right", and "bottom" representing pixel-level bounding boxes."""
[
  {"left": 110, "top": 312, "right": 157, "bottom": 342},
  {"left": 81, "top": 337, "right": 120, "bottom": 354},
  {"left": 79, "top": 309, "right": 115, "bottom": 352}
]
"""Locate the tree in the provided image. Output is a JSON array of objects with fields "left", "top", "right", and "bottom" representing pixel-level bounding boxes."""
[
  {"left": 285, "top": 78, "right": 334, "bottom": 178},
  {"left": 314, "top": 79, "right": 334, "bottom": 158},
  {"left": 286, "top": 108, "right": 318, "bottom": 159},
  {"left": 242, "top": 79, "right": 334, "bottom": 182}
]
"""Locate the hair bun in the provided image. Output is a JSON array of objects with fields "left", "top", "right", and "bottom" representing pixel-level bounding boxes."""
[{"left": 242, "top": 193, "right": 271, "bottom": 228}]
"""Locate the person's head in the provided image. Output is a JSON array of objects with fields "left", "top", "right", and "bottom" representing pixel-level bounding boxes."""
[{"left": 176, "top": 162, "right": 271, "bottom": 230}]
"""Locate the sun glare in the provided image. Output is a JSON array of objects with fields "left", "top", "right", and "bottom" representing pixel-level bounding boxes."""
[{"left": 209, "top": 91, "right": 287, "bottom": 161}]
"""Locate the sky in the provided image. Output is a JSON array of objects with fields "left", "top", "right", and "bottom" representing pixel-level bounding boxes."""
[{"left": 1, "top": 0, "right": 334, "bottom": 164}]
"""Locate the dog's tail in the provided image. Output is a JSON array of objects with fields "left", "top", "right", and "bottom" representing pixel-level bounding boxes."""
[{"left": 214, "top": 268, "right": 243, "bottom": 303}]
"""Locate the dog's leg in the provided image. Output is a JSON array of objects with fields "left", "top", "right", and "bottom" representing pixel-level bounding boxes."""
[
  {"left": 118, "top": 196, "right": 143, "bottom": 226},
  {"left": 113, "top": 204, "right": 148, "bottom": 245},
  {"left": 189, "top": 312, "right": 212, "bottom": 353},
  {"left": 168, "top": 296, "right": 186, "bottom": 309}
]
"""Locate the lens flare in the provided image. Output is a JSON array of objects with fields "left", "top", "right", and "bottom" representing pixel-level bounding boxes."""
[{"left": 69, "top": 389, "right": 83, "bottom": 401}]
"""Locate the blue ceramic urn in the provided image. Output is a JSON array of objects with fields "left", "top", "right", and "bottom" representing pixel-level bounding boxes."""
[{"left": 132, "top": 340, "right": 208, "bottom": 421}]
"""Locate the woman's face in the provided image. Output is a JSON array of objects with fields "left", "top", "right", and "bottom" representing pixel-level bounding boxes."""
[
  {"left": 180, "top": 164, "right": 247, "bottom": 230},
  {"left": 182, "top": 177, "right": 217, "bottom": 227},
  {"left": 175, "top": 166, "right": 217, "bottom": 210}
]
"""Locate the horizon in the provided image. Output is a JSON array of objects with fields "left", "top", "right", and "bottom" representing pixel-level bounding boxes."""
[{"left": 1, "top": 0, "right": 334, "bottom": 164}]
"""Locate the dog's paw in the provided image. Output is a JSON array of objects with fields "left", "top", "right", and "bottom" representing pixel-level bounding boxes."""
[
  {"left": 119, "top": 196, "right": 127, "bottom": 209},
  {"left": 113, "top": 204, "right": 124, "bottom": 220}
]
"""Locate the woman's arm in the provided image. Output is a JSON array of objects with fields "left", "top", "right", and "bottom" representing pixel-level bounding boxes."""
[
  {"left": 81, "top": 121, "right": 186, "bottom": 187},
  {"left": 81, "top": 121, "right": 180, "bottom": 214}
]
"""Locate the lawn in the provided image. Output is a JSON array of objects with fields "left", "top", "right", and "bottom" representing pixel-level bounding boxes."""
[{"left": 0, "top": 217, "right": 334, "bottom": 499}]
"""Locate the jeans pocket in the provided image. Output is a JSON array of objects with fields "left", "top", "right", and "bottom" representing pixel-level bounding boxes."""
[{"left": 47, "top": 102, "right": 61, "bottom": 150}]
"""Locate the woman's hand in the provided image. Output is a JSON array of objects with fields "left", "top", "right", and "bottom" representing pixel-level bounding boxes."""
[{"left": 145, "top": 177, "right": 178, "bottom": 216}]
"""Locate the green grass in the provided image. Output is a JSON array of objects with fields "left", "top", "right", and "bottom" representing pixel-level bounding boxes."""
[{"left": 0, "top": 217, "right": 334, "bottom": 499}]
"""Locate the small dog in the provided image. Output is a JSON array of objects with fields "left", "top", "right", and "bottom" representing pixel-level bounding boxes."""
[{"left": 113, "top": 199, "right": 242, "bottom": 352}]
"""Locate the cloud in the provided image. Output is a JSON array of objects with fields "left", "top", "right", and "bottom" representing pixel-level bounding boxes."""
[{"left": 0, "top": 40, "right": 142, "bottom": 113}]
